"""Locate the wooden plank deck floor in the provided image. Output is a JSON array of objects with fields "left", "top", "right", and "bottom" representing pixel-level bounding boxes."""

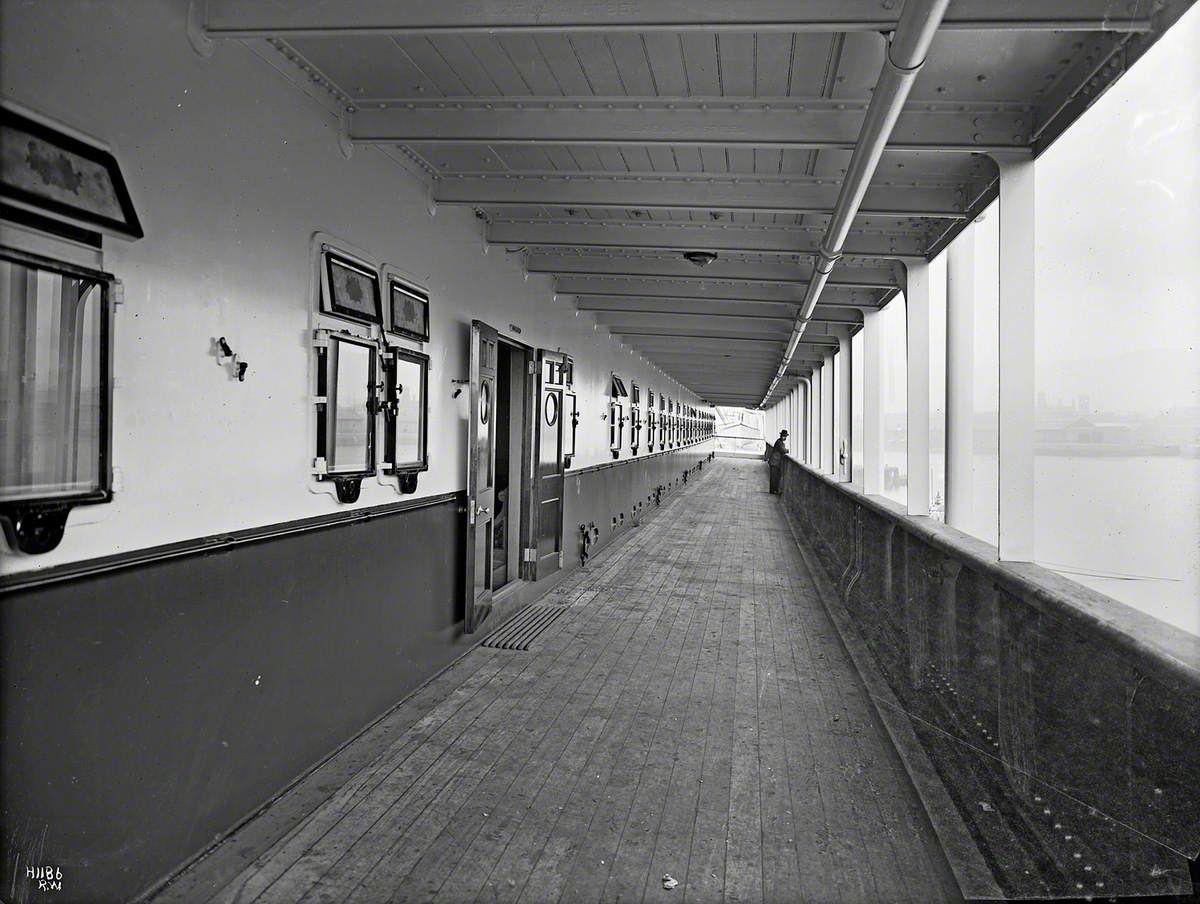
[{"left": 158, "top": 458, "right": 963, "bottom": 904}]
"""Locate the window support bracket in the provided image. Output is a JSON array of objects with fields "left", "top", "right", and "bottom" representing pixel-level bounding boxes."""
[{"left": 0, "top": 500, "right": 76, "bottom": 555}]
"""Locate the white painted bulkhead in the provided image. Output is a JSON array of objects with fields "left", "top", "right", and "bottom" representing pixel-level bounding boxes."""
[{"left": 0, "top": 0, "right": 709, "bottom": 573}]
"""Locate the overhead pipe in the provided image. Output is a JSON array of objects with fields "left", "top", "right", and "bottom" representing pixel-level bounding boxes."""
[{"left": 761, "top": 0, "right": 950, "bottom": 407}]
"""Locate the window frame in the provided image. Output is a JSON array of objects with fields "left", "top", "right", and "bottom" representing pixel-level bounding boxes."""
[
  {"left": 320, "top": 248, "right": 384, "bottom": 328},
  {"left": 647, "top": 388, "right": 656, "bottom": 450},
  {"left": 0, "top": 245, "right": 115, "bottom": 552},
  {"left": 630, "top": 382, "right": 642, "bottom": 454},
  {"left": 313, "top": 329, "right": 379, "bottom": 501},
  {"left": 383, "top": 345, "right": 430, "bottom": 478},
  {"left": 609, "top": 372, "right": 626, "bottom": 456},
  {"left": 385, "top": 273, "right": 430, "bottom": 343},
  {"left": 609, "top": 400, "right": 624, "bottom": 454}
]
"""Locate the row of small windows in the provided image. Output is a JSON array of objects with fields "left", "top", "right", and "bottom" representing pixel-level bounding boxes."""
[
  {"left": 313, "top": 242, "right": 431, "bottom": 503},
  {"left": 608, "top": 374, "right": 714, "bottom": 459}
]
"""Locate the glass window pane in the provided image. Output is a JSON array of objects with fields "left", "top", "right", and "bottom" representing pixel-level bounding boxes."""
[
  {"left": 880, "top": 294, "right": 907, "bottom": 506},
  {"left": 972, "top": 202, "right": 1000, "bottom": 546},
  {"left": 390, "top": 283, "right": 428, "bottom": 339},
  {"left": 330, "top": 340, "right": 372, "bottom": 472},
  {"left": 1033, "top": 4, "right": 1200, "bottom": 636},
  {"left": 394, "top": 355, "right": 424, "bottom": 467},
  {"left": 0, "top": 258, "right": 103, "bottom": 501},
  {"left": 929, "top": 252, "right": 947, "bottom": 521},
  {"left": 851, "top": 330, "right": 864, "bottom": 485}
]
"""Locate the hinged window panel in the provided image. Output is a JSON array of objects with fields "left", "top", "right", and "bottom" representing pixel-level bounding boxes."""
[
  {"left": 384, "top": 346, "right": 429, "bottom": 473},
  {"left": 313, "top": 331, "right": 377, "bottom": 477}
]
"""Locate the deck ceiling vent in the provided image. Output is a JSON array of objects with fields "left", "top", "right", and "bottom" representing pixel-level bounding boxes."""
[{"left": 683, "top": 251, "right": 718, "bottom": 269}]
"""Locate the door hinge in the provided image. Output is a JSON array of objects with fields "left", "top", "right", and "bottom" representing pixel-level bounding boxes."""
[{"left": 523, "top": 547, "right": 538, "bottom": 563}]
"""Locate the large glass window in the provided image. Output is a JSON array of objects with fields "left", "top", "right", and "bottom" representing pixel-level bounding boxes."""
[
  {"left": 851, "top": 329, "right": 864, "bottom": 485},
  {"left": 1033, "top": 4, "right": 1200, "bottom": 636},
  {"left": 879, "top": 294, "right": 907, "bottom": 506},
  {"left": 928, "top": 252, "right": 948, "bottom": 521},
  {"left": 936, "top": 204, "right": 999, "bottom": 545},
  {"left": 1, "top": 250, "right": 109, "bottom": 506}
]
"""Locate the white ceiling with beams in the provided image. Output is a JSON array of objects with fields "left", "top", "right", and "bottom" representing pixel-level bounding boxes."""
[{"left": 203, "top": 0, "right": 1195, "bottom": 407}]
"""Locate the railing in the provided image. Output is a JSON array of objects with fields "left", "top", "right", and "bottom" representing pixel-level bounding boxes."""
[{"left": 780, "top": 455, "right": 1200, "bottom": 899}]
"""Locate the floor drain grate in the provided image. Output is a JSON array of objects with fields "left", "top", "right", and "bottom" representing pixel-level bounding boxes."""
[{"left": 481, "top": 605, "right": 570, "bottom": 651}]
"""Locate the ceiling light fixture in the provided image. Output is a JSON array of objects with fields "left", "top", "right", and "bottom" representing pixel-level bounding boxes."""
[{"left": 683, "top": 250, "right": 718, "bottom": 268}]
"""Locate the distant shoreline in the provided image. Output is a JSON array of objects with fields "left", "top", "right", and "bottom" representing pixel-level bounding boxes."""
[{"left": 1034, "top": 443, "right": 1196, "bottom": 458}]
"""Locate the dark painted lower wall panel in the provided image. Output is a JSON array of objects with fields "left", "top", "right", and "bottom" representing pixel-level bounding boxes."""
[
  {"left": 2, "top": 499, "right": 466, "bottom": 904},
  {"left": 0, "top": 442, "right": 714, "bottom": 903},
  {"left": 563, "top": 443, "right": 715, "bottom": 567}
]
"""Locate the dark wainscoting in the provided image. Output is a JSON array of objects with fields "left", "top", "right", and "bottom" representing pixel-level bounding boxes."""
[
  {"left": 563, "top": 441, "right": 714, "bottom": 568},
  {"left": 2, "top": 495, "right": 469, "bottom": 904},
  {"left": 0, "top": 443, "right": 715, "bottom": 903},
  {"left": 779, "top": 456, "right": 1200, "bottom": 899}
]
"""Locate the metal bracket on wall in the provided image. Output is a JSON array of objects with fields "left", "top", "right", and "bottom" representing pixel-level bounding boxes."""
[
  {"left": 0, "top": 502, "right": 73, "bottom": 555},
  {"left": 338, "top": 107, "right": 355, "bottom": 160},
  {"left": 186, "top": 0, "right": 215, "bottom": 58},
  {"left": 332, "top": 476, "right": 362, "bottom": 504}
]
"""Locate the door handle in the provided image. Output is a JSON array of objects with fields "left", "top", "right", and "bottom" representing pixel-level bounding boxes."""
[{"left": 476, "top": 505, "right": 491, "bottom": 516}]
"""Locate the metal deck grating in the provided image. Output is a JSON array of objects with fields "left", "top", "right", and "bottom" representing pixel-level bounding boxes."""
[{"left": 481, "top": 605, "right": 571, "bottom": 652}]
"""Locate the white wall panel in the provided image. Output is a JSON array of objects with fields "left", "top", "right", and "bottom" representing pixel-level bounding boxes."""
[{"left": 0, "top": 0, "right": 706, "bottom": 572}]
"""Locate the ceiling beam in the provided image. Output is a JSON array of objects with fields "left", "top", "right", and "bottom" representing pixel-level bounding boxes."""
[
  {"left": 637, "top": 346, "right": 786, "bottom": 357},
  {"left": 350, "top": 101, "right": 1029, "bottom": 153},
  {"left": 528, "top": 253, "right": 900, "bottom": 287},
  {"left": 658, "top": 360, "right": 784, "bottom": 368},
  {"left": 594, "top": 310, "right": 792, "bottom": 326},
  {"left": 588, "top": 306, "right": 863, "bottom": 326},
  {"left": 574, "top": 298, "right": 868, "bottom": 323},
  {"left": 559, "top": 277, "right": 878, "bottom": 306},
  {"left": 625, "top": 337, "right": 839, "bottom": 355},
  {"left": 205, "top": 2, "right": 1152, "bottom": 36},
  {"left": 656, "top": 368, "right": 792, "bottom": 379},
  {"left": 489, "top": 220, "right": 927, "bottom": 257},
  {"left": 614, "top": 328, "right": 789, "bottom": 342},
  {"left": 638, "top": 352, "right": 822, "bottom": 365},
  {"left": 640, "top": 355, "right": 824, "bottom": 369},
  {"left": 436, "top": 175, "right": 965, "bottom": 218}
]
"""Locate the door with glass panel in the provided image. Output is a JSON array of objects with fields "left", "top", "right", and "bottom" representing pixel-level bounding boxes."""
[
  {"left": 464, "top": 320, "right": 498, "bottom": 633},
  {"left": 531, "top": 349, "right": 570, "bottom": 579}
]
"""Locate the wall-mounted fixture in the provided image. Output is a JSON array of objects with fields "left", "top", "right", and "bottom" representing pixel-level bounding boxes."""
[
  {"left": 564, "top": 389, "right": 578, "bottom": 468},
  {"left": 683, "top": 250, "right": 718, "bottom": 268},
  {"left": 215, "top": 336, "right": 249, "bottom": 382}
]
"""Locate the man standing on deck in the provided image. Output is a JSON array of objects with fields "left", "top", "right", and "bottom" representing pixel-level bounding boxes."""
[{"left": 767, "top": 429, "right": 789, "bottom": 494}]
